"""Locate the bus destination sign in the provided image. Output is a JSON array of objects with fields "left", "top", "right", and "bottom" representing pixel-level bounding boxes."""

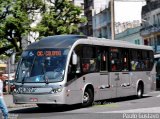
[{"left": 37, "top": 51, "right": 62, "bottom": 57}]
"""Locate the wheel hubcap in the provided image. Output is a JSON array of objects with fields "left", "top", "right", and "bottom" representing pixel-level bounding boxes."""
[
  {"left": 83, "top": 92, "right": 89, "bottom": 103},
  {"left": 138, "top": 89, "right": 142, "bottom": 97}
]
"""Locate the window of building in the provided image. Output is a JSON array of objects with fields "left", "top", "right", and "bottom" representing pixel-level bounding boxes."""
[
  {"left": 157, "top": 35, "right": 160, "bottom": 45},
  {"left": 144, "top": 39, "right": 148, "bottom": 45},
  {"left": 157, "top": 13, "right": 160, "bottom": 25},
  {"left": 135, "top": 39, "right": 140, "bottom": 45}
]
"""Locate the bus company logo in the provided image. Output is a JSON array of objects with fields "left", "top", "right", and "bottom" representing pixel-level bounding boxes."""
[{"left": 29, "top": 51, "right": 34, "bottom": 57}]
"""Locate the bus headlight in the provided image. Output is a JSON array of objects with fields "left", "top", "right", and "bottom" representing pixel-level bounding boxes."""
[{"left": 52, "top": 88, "right": 63, "bottom": 93}]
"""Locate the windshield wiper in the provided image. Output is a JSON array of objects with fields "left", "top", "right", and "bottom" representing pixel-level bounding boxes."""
[
  {"left": 41, "top": 62, "right": 49, "bottom": 84},
  {"left": 21, "top": 69, "right": 29, "bottom": 84}
]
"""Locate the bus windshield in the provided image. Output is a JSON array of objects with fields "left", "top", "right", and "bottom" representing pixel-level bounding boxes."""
[{"left": 16, "top": 48, "right": 69, "bottom": 83}]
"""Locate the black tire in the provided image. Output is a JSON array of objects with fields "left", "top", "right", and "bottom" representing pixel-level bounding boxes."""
[
  {"left": 82, "top": 88, "right": 94, "bottom": 107},
  {"left": 137, "top": 84, "right": 143, "bottom": 98}
]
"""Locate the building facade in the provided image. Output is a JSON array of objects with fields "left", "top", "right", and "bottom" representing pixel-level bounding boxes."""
[
  {"left": 83, "top": 0, "right": 109, "bottom": 36},
  {"left": 141, "top": 0, "right": 160, "bottom": 53},
  {"left": 92, "top": 7, "right": 111, "bottom": 39},
  {"left": 71, "top": 0, "right": 86, "bottom": 34},
  {"left": 116, "top": 26, "right": 143, "bottom": 45},
  {"left": 115, "top": 20, "right": 141, "bottom": 34}
]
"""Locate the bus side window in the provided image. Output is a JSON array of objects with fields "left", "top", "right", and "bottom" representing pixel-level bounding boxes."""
[
  {"left": 67, "top": 45, "right": 82, "bottom": 82},
  {"left": 100, "top": 49, "right": 108, "bottom": 71},
  {"left": 130, "top": 49, "right": 139, "bottom": 71},
  {"left": 122, "top": 48, "right": 129, "bottom": 71},
  {"left": 81, "top": 46, "right": 98, "bottom": 73},
  {"left": 109, "top": 47, "right": 122, "bottom": 72}
]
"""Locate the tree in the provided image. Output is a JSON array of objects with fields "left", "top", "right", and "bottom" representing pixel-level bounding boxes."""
[
  {"left": 34, "top": 0, "right": 86, "bottom": 38},
  {"left": 0, "top": 0, "right": 45, "bottom": 56},
  {"left": 0, "top": 0, "right": 86, "bottom": 56}
]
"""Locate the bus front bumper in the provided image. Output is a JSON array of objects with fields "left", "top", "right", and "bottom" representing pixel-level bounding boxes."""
[{"left": 13, "top": 93, "right": 65, "bottom": 104}]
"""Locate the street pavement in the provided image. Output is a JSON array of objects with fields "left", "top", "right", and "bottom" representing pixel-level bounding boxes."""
[
  {"left": 4, "top": 94, "right": 36, "bottom": 108},
  {"left": 1, "top": 91, "right": 160, "bottom": 119}
]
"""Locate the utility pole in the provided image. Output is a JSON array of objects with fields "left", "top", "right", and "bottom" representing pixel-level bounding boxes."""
[{"left": 111, "top": 0, "right": 115, "bottom": 40}]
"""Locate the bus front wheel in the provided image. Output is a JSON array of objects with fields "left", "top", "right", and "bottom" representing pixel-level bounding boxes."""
[
  {"left": 82, "top": 88, "right": 94, "bottom": 107},
  {"left": 137, "top": 83, "right": 144, "bottom": 98}
]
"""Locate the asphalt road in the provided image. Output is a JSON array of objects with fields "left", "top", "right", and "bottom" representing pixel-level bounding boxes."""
[{"left": 4, "top": 91, "right": 160, "bottom": 119}]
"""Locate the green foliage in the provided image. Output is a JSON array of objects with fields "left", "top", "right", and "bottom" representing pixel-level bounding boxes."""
[
  {"left": 0, "top": 0, "right": 86, "bottom": 57},
  {"left": 0, "top": 0, "right": 45, "bottom": 56},
  {"left": 34, "top": 0, "right": 86, "bottom": 38}
]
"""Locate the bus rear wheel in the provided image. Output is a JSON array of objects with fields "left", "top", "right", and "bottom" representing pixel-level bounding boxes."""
[
  {"left": 82, "top": 88, "right": 94, "bottom": 107},
  {"left": 137, "top": 84, "right": 143, "bottom": 98}
]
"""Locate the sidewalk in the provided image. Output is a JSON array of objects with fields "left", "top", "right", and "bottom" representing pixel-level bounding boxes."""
[{"left": 4, "top": 94, "right": 36, "bottom": 108}]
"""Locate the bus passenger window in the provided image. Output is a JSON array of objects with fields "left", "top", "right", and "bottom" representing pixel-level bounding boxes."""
[
  {"left": 109, "top": 48, "right": 122, "bottom": 72},
  {"left": 122, "top": 49, "right": 129, "bottom": 71},
  {"left": 81, "top": 46, "right": 98, "bottom": 73},
  {"left": 89, "top": 59, "right": 96, "bottom": 72}
]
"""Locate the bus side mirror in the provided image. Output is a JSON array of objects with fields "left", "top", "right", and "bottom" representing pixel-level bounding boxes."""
[{"left": 72, "top": 52, "right": 77, "bottom": 65}]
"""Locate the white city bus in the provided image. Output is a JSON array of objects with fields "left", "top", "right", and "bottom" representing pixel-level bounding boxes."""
[{"left": 13, "top": 35, "right": 155, "bottom": 108}]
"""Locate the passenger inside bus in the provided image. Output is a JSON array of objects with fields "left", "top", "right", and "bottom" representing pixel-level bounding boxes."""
[
  {"left": 131, "top": 61, "right": 138, "bottom": 71},
  {"left": 89, "top": 59, "right": 96, "bottom": 72},
  {"left": 82, "top": 63, "right": 90, "bottom": 73}
]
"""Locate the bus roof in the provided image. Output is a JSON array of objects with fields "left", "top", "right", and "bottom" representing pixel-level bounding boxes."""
[
  {"left": 26, "top": 35, "right": 153, "bottom": 51},
  {"left": 26, "top": 35, "right": 87, "bottom": 50},
  {"left": 86, "top": 37, "right": 153, "bottom": 50}
]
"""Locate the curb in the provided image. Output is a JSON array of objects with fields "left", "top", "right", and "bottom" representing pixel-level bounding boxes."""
[{"left": 7, "top": 104, "right": 36, "bottom": 108}]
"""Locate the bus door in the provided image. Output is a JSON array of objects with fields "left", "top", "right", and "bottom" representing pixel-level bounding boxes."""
[
  {"left": 109, "top": 48, "right": 131, "bottom": 98},
  {"left": 117, "top": 49, "right": 131, "bottom": 97},
  {"left": 118, "top": 72, "right": 131, "bottom": 97},
  {"left": 99, "top": 49, "right": 112, "bottom": 99}
]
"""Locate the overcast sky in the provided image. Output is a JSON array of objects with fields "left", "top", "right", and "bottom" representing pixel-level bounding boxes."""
[{"left": 115, "top": 1, "right": 146, "bottom": 22}]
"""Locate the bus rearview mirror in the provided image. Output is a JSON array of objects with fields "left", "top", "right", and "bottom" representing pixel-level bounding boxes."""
[{"left": 72, "top": 52, "right": 77, "bottom": 65}]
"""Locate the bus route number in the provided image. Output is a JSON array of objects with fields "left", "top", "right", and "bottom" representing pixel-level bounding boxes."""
[{"left": 37, "top": 51, "right": 61, "bottom": 57}]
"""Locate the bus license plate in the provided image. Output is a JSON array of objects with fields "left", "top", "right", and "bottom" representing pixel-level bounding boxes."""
[{"left": 16, "top": 87, "right": 37, "bottom": 94}]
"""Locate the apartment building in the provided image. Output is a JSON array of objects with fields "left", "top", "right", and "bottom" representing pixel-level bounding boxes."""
[{"left": 141, "top": 0, "right": 160, "bottom": 53}]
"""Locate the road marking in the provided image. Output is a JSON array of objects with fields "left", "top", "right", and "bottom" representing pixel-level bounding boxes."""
[
  {"left": 149, "top": 91, "right": 160, "bottom": 94},
  {"left": 156, "top": 95, "right": 160, "bottom": 97},
  {"left": 143, "top": 94, "right": 148, "bottom": 96}
]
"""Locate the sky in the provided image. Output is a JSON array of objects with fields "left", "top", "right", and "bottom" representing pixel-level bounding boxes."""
[{"left": 114, "top": 1, "right": 146, "bottom": 22}]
